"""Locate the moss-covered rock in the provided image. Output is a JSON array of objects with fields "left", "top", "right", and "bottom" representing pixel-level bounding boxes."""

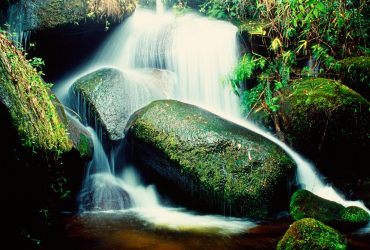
[
  {"left": 277, "top": 218, "right": 347, "bottom": 250},
  {"left": 275, "top": 78, "right": 370, "bottom": 179},
  {"left": 0, "top": 32, "right": 71, "bottom": 154},
  {"left": 0, "top": 32, "right": 84, "bottom": 248},
  {"left": 339, "top": 206, "right": 370, "bottom": 225},
  {"left": 72, "top": 67, "right": 175, "bottom": 141},
  {"left": 290, "top": 189, "right": 345, "bottom": 223},
  {"left": 5, "top": 0, "right": 136, "bottom": 32},
  {"left": 338, "top": 56, "right": 370, "bottom": 100},
  {"left": 126, "top": 100, "right": 296, "bottom": 219},
  {"left": 290, "top": 189, "right": 370, "bottom": 230}
]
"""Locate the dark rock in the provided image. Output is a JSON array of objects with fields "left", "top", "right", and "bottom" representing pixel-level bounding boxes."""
[
  {"left": 273, "top": 78, "right": 370, "bottom": 179},
  {"left": 338, "top": 56, "right": 370, "bottom": 100},
  {"left": 290, "top": 189, "right": 345, "bottom": 223},
  {"left": 126, "top": 100, "right": 296, "bottom": 219},
  {"left": 72, "top": 67, "right": 175, "bottom": 141},
  {"left": 277, "top": 218, "right": 347, "bottom": 250},
  {"left": 290, "top": 189, "right": 370, "bottom": 231},
  {"left": 5, "top": 0, "right": 136, "bottom": 32}
]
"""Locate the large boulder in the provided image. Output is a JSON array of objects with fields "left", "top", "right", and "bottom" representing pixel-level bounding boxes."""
[
  {"left": 71, "top": 67, "right": 176, "bottom": 141},
  {"left": 274, "top": 78, "right": 370, "bottom": 180},
  {"left": 290, "top": 189, "right": 370, "bottom": 230},
  {"left": 338, "top": 56, "right": 370, "bottom": 100},
  {"left": 277, "top": 218, "right": 347, "bottom": 250},
  {"left": 125, "top": 100, "right": 296, "bottom": 219}
]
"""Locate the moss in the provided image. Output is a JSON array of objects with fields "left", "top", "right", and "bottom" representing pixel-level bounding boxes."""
[
  {"left": 290, "top": 189, "right": 345, "bottom": 223},
  {"left": 0, "top": 33, "right": 71, "bottom": 155},
  {"left": 36, "top": 0, "right": 136, "bottom": 30},
  {"left": 339, "top": 206, "right": 370, "bottom": 224},
  {"left": 277, "top": 78, "right": 370, "bottom": 178},
  {"left": 77, "top": 133, "right": 90, "bottom": 157},
  {"left": 277, "top": 218, "right": 347, "bottom": 250},
  {"left": 338, "top": 56, "right": 370, "bottom": 100},
  {"left": 128, "top": 100, "right": 296, "bottom": 218}
]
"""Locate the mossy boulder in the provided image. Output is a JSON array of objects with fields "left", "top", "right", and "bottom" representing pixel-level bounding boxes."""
[
  {"left": 338, "top": 56, "right": 370, "bottom": 100},
  {"left": 126, "top": 100, "right": 296, "bottom": 219},
  {"left": 5, "top": 0, "right": 136, "bottom": 33},
  {"left": 275, "top": 78, "right": 370, "bottom": 179},
  {"left": 71, "top": 67, "right": 175, "bottom": 141},
  {"left": 277, "top": 218, "right": 347, "bottom": 250},
  {"left": 290, "top": 189, "right": 370, "bottom": 230},
  {"left": 290, "top": 189, "right": 345, "bottom": 223},
  {"left": 0, "top": 32, "right": 84, "bottom": 248}
]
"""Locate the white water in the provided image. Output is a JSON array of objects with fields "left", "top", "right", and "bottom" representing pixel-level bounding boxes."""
[
  {"left": 6, "top": 3, "right": 31, "bottom": 49},
  {"left": 56, "top": 5, "right": 369, "bottom": 233}
]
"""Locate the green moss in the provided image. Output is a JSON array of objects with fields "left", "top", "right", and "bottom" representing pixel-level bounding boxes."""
[
  {"left": 290, "top": 189, "right": 345, "bottom": 223},
  {"left": 129, "top": 100, "right": 295, "bottom": 218},
  {"left": 0, "top": 33, "right": 71, "bottom": 155},
  {"left": 77, "top": 133, "right": 90, "bottom": 157},
  {"left": 339, "top": 206, "right": 370, "bottom": 224},
  {"left": 338, "top": 56, "right": 370, "bottom": 100},
  {"left": 36, "top": 0, "right": 136, "bottom": 30},
  {"left": 277, "top": 77, "right": 370, "bottom": 177},
  {"left": 277, "top": 218, "right": 347, "bottom": 250}
]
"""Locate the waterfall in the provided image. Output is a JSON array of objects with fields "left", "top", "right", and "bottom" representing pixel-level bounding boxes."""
[{"left": 56, "top": 4, "right": 368, "bottom": 232}]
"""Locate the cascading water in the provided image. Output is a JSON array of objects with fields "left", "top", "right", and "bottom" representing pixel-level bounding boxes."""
[{"left": 56, "top": 2, "right": 369, "bottom": 233}]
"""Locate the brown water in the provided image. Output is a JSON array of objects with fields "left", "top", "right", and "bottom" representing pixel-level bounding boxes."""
[{"left": 47, "top": 212, "right": 370, "bottom": 250}]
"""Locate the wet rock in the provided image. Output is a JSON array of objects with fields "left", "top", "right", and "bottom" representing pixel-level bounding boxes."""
[
  {"left": 126, "top": 100, "right": 296, "bottom": 219},
  {"left": 79, "top": 173, "right": 133, "bottom": 211},
  {"left": 277, "top": 218, "right": 347, "bottom": 250},
  {"left": 4, "top": 0, "right": 136, "bottom": 32},
  {"left": 338, "top": 56, "right": 370, "bottom": 100},
  {"left": 72, "top": 67, "right": 176, "bottom": 141},
  {"left": 272, "top": 78, "right": 369, "bottom": 179},
  {"left": 290, "top": 189, "right": 370, "bottom": 231}
]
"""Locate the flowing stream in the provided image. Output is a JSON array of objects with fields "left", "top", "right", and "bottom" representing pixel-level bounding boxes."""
[{"left": 55, "top": 2, "right": 369, "bottom": 237}]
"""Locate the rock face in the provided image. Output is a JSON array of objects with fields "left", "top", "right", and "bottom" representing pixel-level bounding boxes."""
[
  {"left": 72, "top": 67, "right": 176, "bottom": 141},
  {"left": 126, "top": 100, "right": 296, "bottom": 219},
  {"left": 277, "top": 218, "right": 347, "bottom": 250},
  {"left": 5, "top": 0, "right": 136, "bottom": 32},
  {"left": 275, "top": 78, "right": 370, "bottom": 179},
  {"left": 338, "top": 56, "right": 370, "bottom": 100},
  {"left": 290, "top": 189, "right": 370, "bottom": 229}
]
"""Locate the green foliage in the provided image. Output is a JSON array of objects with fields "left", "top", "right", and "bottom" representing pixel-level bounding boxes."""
[
  {"left": 226, "top": 0, "right": 368, "bottom": 121},
  {"left": 200, "top": 0, "right": 257, "bottom": 22}
]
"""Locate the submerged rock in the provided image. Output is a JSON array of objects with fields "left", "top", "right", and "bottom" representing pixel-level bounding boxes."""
[
  {"left": 290, "top": 189, "right": 370, "bottom": 230},
  {"left": 72, "top": 67, "right": 176, "bottom": 141},
  {"left": 277, "top": 218, "right": 347, "bottom": 250},
  {"left": 274, "top": 78, "right": 370, "bottom": 179},
  {"left": 79, "top": 173, "right": 133, "bottom": 211},
  {"left": 126, "top": 100, "right": 296, "bottom": 219}
]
